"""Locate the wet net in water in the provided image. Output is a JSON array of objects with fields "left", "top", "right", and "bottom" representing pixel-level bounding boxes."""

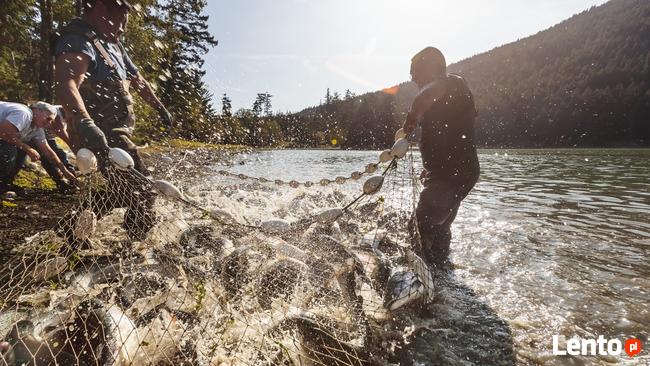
[{"left": 0, "top": 140, "right": 434, "bottom": 366}]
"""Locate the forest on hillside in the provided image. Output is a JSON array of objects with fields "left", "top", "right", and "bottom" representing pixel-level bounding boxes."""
[
  {"left": 1, "top": 0, "right": 648, "bottom": 148},
  {"left": 296, "top": 0, "right": 650, "bottom": 148}
]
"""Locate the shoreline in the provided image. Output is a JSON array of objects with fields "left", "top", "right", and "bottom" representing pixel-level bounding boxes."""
[{"left": 0, "top": 139, "right": 248, "bottom": 254}]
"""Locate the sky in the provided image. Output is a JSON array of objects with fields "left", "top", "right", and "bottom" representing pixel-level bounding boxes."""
[{"left": 202, "top": 0, "right": 609, "bottom": 113}]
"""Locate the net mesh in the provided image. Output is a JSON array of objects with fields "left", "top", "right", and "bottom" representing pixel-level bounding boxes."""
[{"left": 0, "top": 150, "right": 432, "bottom": 366}]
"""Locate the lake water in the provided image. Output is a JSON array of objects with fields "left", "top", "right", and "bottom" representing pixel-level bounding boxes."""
[{"left": 213, "top": 148, "right": 650, "bottom": 365}]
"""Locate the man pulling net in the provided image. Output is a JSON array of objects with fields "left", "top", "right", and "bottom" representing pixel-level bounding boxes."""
[
  {"left": 404, "top": 47, "right": 480, "bottom": 267},
  {"left": 53, "top": 0, "right": 173, "bottom": 248}
]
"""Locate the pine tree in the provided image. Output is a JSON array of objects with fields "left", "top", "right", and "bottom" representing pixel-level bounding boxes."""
[
  {"left": 325, "top": 88, "right": 331, "bottom": 105},
  {"left": 221, "top": 93, "right": 232, "bottom": 117},
  {"left": 38, "top": 0, "right": 54, "bottom": 102},
  {"left": 252, "top": 93, "right": 265, "bottom": 117},
  {"left": 158, "top": 0, "right": 218, "bottom": 138},
  {"left": 263, "top": 92, "right": 273, "bottom": 117}
]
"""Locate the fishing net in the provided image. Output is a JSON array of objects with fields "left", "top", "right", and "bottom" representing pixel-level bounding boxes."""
[{"left": 0, "top": 139, "right": 434, "bottom": 365}]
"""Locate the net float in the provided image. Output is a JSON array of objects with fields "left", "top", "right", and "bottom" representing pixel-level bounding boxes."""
[
  {"left": 394, "top": 128, "right": 407, "bottom": 141},
  {"left": 153, "top": 179, "right": 184, "bottom": 200},
  {"left": 350, "top": 171, "right": 363, "bottom": 180},
  {"left": 363, "top": 176, "right": 384, "bottom": 195},
  {"left": 108, "top": 147, "right": 134, "bottom": 170},
  {"left": 315, "top": 208, "right": 344, "bottom": 224},
  {"left": 260, "top": 219, "right": 291, "bottom": 234},
  {"left": 391, "top": 138, "right": 409, "bottom": 158},
  {"left": 379, "top": 149, "right": 393, "bottom": 163},
  {"left": 365, "top": 163, "right": 378, "bottom": 174},
  {"left": 76, "top": 148, "right": 97, "bottom": 175}
]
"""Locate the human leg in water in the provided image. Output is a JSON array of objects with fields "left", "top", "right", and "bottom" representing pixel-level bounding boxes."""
[{"left": 412, "top": 179, "right": 462, "bottom": 267}]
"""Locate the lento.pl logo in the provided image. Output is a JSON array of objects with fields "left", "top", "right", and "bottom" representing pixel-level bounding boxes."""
[{"left": 552, "top": 335, "right": 643, "bottom": 357}]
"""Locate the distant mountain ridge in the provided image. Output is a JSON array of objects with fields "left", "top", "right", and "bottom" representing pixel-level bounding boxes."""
[{"left": 297, "top": 0, "right": 650, "bottom": 148}]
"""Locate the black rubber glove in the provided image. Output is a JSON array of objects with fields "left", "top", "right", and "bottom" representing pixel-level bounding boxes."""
[
  {"left": 157, "top": 106, "right": 173, "bottom": 128},
  {"left": 78, "top": 118, "right": 109, "bottom": 157}
]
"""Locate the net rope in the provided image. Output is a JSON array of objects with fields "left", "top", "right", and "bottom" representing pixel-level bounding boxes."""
[{"left": 0, "top": 143, "right": 432, "bottom": 366}]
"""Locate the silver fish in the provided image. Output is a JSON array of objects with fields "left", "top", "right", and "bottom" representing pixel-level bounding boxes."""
[{"left": 383, "top": 270, "right": 426, "bottom": 311}]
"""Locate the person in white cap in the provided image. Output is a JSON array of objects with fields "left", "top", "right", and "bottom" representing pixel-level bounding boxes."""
[{"left": 0, "top": 101, "right": 77, "bottom": 195}]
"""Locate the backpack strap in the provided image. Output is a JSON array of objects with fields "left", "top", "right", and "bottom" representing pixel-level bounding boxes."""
[{"left": 53, "top": 19, "right": 120, "bottom": 77}]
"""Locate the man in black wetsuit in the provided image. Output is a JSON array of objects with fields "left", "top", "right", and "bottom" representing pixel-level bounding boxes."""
[{"left": 403, "top": 47, "right": 480, "bottom": 267}]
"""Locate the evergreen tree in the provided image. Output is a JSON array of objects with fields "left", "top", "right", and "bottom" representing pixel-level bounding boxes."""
[
  {"left": 325, "top": 88, "right": 331, "bottom": 105},
  {"left": 221, "top": 93, "right": 232, "bottom": 117},
  {"left": 252, "top": 93, "right": 264, "bottom": 117},
  {"left": 38, "top": 0, "right": 54, "bottom": 102},
  {"left": 158, "top": 0, "right": 218, "bottom": 137},
  {"left": 263, "top": 92, "right": 273, "bottom": 117}
]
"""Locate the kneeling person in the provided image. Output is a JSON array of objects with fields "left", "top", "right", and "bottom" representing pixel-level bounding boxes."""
[{"left": 0, "top": 101, "right": 77, "bottom": 195}]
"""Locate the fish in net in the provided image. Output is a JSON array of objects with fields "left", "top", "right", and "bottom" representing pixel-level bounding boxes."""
[{"left": 0, "top": 134, "right": 435, "bottom": 366}]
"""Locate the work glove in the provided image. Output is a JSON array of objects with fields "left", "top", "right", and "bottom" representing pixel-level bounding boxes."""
[
  {"left": 78, "top": 118, "right": 109, "bottom": 158},
  {"left": 157, "top": 106, "right": 173, "bottom": 129}
]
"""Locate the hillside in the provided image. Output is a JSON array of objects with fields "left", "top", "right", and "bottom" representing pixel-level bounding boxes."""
[{"left": 296, "top": 0, "right": 650, "bottom": 148}]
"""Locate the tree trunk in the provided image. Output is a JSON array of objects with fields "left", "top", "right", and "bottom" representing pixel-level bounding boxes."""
[
  {"left": 76, "top": 0, "right": 83, "bottom": 17},
  {"left": 38, "top": 0, "right": 53, "bottom": 102}
]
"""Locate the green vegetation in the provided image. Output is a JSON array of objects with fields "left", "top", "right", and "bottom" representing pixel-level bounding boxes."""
[
  {"left": 1, "top": 0, "right": 646, "bottom": 149},
  {"left": 13, "top": 169, "right": 57, "bottom": 190}
]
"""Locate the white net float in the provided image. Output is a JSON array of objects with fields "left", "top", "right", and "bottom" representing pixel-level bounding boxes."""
[
  {"left": 379, "top": 149, "right": 393, "bottom": 163},
  {"left": 394, "top": 128, "right": 407, "bottom": 141},
  {"left": 76, "top": 148, "right": 97, "bottom": 175},
  {"left": 108, "top": 147, "right": 134, "bottom": 170},
  {"left": 260, "top": 219, "right": 291, "bottom": 234},
  {"left": 365, "top": 163, "right": 378, "bottom": 174},
  {"left": 391, "top": 138, "right": 409, "bottom": 158},
  {"left": 363, "top": 176, "right": 384, "bottom": 195},
  {"left": 153, "top": 179, "right": 183, "bottom": 200},
  {"left": 73, "top": 209, "right": 97, "bottom": 241},
  {"left": 315, "top": 208, "right": 344, "bottom": 224}
]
